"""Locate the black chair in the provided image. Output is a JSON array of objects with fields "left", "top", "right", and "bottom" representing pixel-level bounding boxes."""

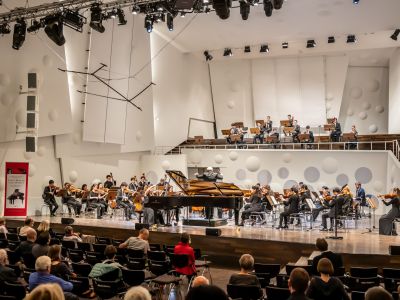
[
  {"left": 285, "top": 264, "right": 313, "bottom": 277},
  {"left": 7, "top": 228, "right": 17, "bottom": 234},
  {"left": 393, "top": 291, "right": 399, "bottom": 300},
  {"left": 93, "top": 243, "right": 107, "bottom": 254},
  {"left": 6, "top": 251, "right": 20, "bottom": 265},
  {"left": 85, "top": 251, "right": 103, "bottom": 266},
  {"left": 22, "top": 253, "right": 36, "bottom": 269},
  {"left": 127, "top": 248, "right": 145, "bottom": 259},
  {"left": 99, "top": 267, "right": 121, "bottom": 281},
  {"left": 149, "top": 260, "right": 171, "bottom": 276},
  {"left": 6, "top": 264, "right": 21, "bottom": 277},
  {"left": 347, "top": 276, "right": 380, "bottom": 292},
  {"left": 148, "top": 250, "right": 167, "bottom": 262},
  {"left": 265, "top": 286, "right": 291, "bottom": 300},
  {"left": 54, "top": 232, "right": 64, "bottom": 240},
  {"left": 117, "top": 247, "right": 127, "bottom": 256},
  {"left": 150, "top": 243, "right": 162, "bottom": 251},
  {"left": 122, "top": 269, "right": 146, "bottom": 287},
  {"left": 350, "top": 267, "right": 378, "bottom": 278},
  {"left": 68, "top": 249, "right": 84, "bottom": 263},
  {"left": 18, "top": 236, "right": 26, "bottom": 242},
  {"left": 72, "top": 262, "right": 92, "bottom": 277},
  {"left": 77, "top": 242, "right": 91, "bottom": 252},
  {"left": 6, "top": 233, "right": 19, "bottom": 242},
  {"left": 7, "top": 241, "right": 19, "bottom": 251},
  {"left": 22, "top": 268, "right": 35, "bottom": 284},
  {"left": 49, "top": 238, "right": 60, "bottom": 246},
  {"left": 112, "top": 239, "right": 124, "bottom": 247},
  {"left": 127, "top": 258, "right": 146, "bottom": 270},
  {"left": 163, "top": 245, "right": 175, "bottom": 254},
  {"left": 0, "top": 239, "right": 8, "bottom": 249},
  {"left": 383, "top": 268, "right": 400, "bottom": 279},
  {"left": 96, "top": 237, "right": 112, "bottom": 245},
  {"left": 254, "top": 272, "right": 271, "bottom": 288},
  {"left": 276, "top": 274, "right": 289, "bottom": 288},
  {"left": 254, "top": 263, "right": 281, "bottom": 280},
  {"left": 227, "top": 284, "right": 262, "bottom": 300},
  {"left": 62, "top": 240, "right": 76, "bottom": 250},
  {"left": 69, "top": 276, "right": 90, "bottom": 296},
  {"left": 334, "top": 266, "right": 346, "bottom": 277},
  {"left": 0, "top": 296, "right": 17, "bottom": 300},
  {"left": 3, "top": 282, "right": 26, "bottom": 300},
  {"left": 93, "top": 279, "right": 124, "bottom": 300},
  {"left": 0, "top": 233, "right": 6, "bottom": 240},
  {"left": 383, "top": 268, "right": 400, "bottom": 292},
  {"left": 351, "top": 291, "right": 365, "bottom": 300}
]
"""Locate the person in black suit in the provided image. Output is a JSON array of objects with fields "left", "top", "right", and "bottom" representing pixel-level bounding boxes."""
[
  {"left": 277, "top": 187, "right": 300, "bottom": 229},
  {"left": 239, "top": 186, "right": 263, "bottom": 226},
  {"left": 288, "top": 267, "right": 311, "bottom": 300},
  {"left": 104, "top": 174, "right": 115, "bottom": 189},
  {"left": 196, "top": 167, "right": 223, "bottom": 219},
  {"left": 42, "top": 180, "right": 59, "bottom": 216},
  {"left": 302, "top": 125, "right": 315, "bottom": 149},
  {"left": 61, "top": 183, "right": 82, "bottom": 217},
  {"left": 330, "top": 117, "right": 342, "bottom": 142},
  {"left": 265, "top": 116, "right": 273, "bottom": 134},
  {"left": 292, "top": 120, "right": 301, "bottom": 143},
  {"left": 320, "top": 187, "right": 345, "bottom": 231},
  {"left": 253, "top": 122, "right": 265, "bottom": 144},
  {"left": 311, "top": 238, "right": 343, "bottom": 275}
]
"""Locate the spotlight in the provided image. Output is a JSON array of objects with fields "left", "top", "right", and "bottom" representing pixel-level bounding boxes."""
[
  {"left": 0, "top": 23, "right": 10, "bottom": 35},
  {"left": 263, "top": 0, "right": 273, "bottom": 17},
  {"left": 244, "top": 45, "right": 251, "bottom": 53},
  {"left": 180, "top": 12, "right": 186, "bottom": 18},
  {"left": 391, "top": 29, "right": 400, "bottom": 41},
  {"left": 223, "top": 48, "right": 232, "bottom": 56},
  {"left": 306, "top": 39, "right": 316, "bottom": 48},
  {"left": 90, "top": 4, "right": 105, "bottom": 33},
  {"left": 155, "top": 14, "right": 165, "bottom": 23},
  {"left": 213, "top": 0, "right": 230, "bottom": 20},
  {"left": 12, "top": 19, "right": 26, "bottom": 50},
  {"left": 63, "top": 9, "right": 86, "bottom": 32},
  {"left": 204, "top": 50, "right": 213, "bottom": 61},
  {"left": 144, "top": 15, "right": 153, "bottom": 33},
  {"left": 353, "top": 0, "right": 359, "bottom": 4},
  {"left": 27, "top": 19, "right": 42, "bottom": 33},
  {"left": 252, "top": 0, "right": 259, "bottom": 6},
  {"left": 282, "top": 42, "right": 288, "bottom": 49},
  {"left": 167, "top": 13, "right": 174, "bottom": 31},
  {"left": 239, "top": 1, "right": 250, "bottom": 20},
  {"left": 109, "top": 8, "right": 117, "bottom": 19},
  {"left": 273, "top": 0, "right": 284, "bottom": 9},
  {"left": 328, "top": 36, "right": 335, "bottom": 43},
  {"left": 205, "top": 7, "right": 211, "bottom": 13},
  {"left": 347, "top": 34, "right": 356, "bottom": 43},
  {"left": 44, "top": 14, "right": 65, "bottom": 46},
  {"left": 117, "top": 8, "right": 127, "bottom": 25},
  {"left": 132, "top": 5, "right": 140, "bottom": 14},
  {"left": 260, "top": 44, "right": 269, "bottom": 53}
]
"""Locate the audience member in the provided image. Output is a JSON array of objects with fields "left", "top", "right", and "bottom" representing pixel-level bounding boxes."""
[
  {"left": 103, "top": 245, "right": 124, "bottom": 268},
  {"left": 48, "top": 245, "right": 76, "bottom": 280},
  {"left": 37, "top": 220, "right": 54, "bottom": 238},
  {"left": 32, "top": 232, "right": 50, "bottom": 259},
  {"left": 0, "top": 249, "right": 18, "bottom": 283},
  {"left": 191, "top": 276, "right": 209, "bottom": 287},
  {"left": 306, "top": 258, "right": 349, "bottom": 300},
  {"left": 0, "top": 217, "right": 8, "bottom": 236},
  {"left": 311, "top": 238, "right": 343, "bottom": 275},
  {"left": 365, "top": 286, "right": 392, "bottom": 300},
  {"left": 89, "top": 245, "right": 123, "bottom": 280},
  {"left": 174, "top": 232, "right": 196, "bottom": 276},
  {"left": 288, "top": 267, "right": 311, "bottom": 300},
  {"left": 124, "top": 286, "right": 152, "bottom": 300},
  {"left": 19, "top": 217, "right": 34, "bottom": 236},
  {"left": 29, "top": 255, "right": 73, "bottom": 292},
  {"left": 119, "top": 228, "right": 150, "bottom": 253},
  {"left": 26, "top": 283, "right": 65, "bottom": 300},
  {"left": 185, "top": 285, "right": 229, "bottom": 300},
  {"left": 229, "top": 254, "right": 260, "bottom": 286},
  {"left": 63, "top": 226, "right": 82, "bottom": 243},
  {"left": 15, "top": 228, "right": 37, "bottom": 257}
]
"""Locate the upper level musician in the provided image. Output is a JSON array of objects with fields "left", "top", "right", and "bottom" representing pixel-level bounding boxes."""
[
  {"left": 42, "top": 180, "right": 59, "bottom": 217},
  {"left": 227, "top": 125, "right": 244, "bottom": 144},
  {"left": 253, "top": 122, "right": 265, "bottom": 144},
  {"left": 292, "top": 120, "right": 301, "bottom": 142},
  {"left": 287, "top": 114, "right": 294, "bottom": 127},
  {"left": 330, "top": 117, "right": 342, "bottom": 142},
  {"left": 265, "top": 116, "right": 273, "bottom": 134},
  {"left": 196, "top": 167, "right": 223, "bottom": 182}
]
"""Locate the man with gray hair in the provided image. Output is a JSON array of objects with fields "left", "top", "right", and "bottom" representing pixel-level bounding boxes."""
[
  {"left": 29, "top": 255, "right": 73, "bottom": 292},
  {"left": 15, "top": 228, "right": 36, "bottom": 258},
  {"left": 192, "top": 275, "right": 210, "bottom": 287},
  {"left": 124, "top": 286, "right": 152, "bottom": 300},
  {"left": 119, "top": 228, "right": 150, "bottom": 254}
]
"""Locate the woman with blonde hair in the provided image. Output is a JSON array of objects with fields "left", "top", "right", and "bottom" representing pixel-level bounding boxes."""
[
  {"left": 0, "top": 249, "right": 18, "bottom": 283},
  {"left": 37, "top": 220, "right": 54, "bottom": 238},
  {"left": 26, "top": 283, "right": 65, "bottom": 300}
]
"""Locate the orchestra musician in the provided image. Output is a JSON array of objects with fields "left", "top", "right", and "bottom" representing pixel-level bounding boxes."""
[
  {"left": 104, "top": 174, "right": 115, "bottom": 189},
  {"left": 116, "top": 182, "right": 134, "bottom": 221},
  {"left": 330, "top": 117, "right": 342, "bottom": 142},
  {"left": 312, "top": 186, "right": 330, "bottom": 221},
  {"left": 265, "top": 116, "right": 273, "bottom": 134},
  {"left": 302, "top": 125, "right": 315, "bottom": 149},
  {"left": 355, "top": 182, "right": 366, "bottom": 207},
  {"left": 277, "top": 186, "right": 300, "bottom": 230},
  {"left": 292, "top": 120, "right": 301, "bottom": 143},
  {"left": 320, "top": 187, "right": 345, "bottom": 231},
  {"left": 347, "top": 124, "right": 359, "bottom": 149},
  {"left": 88, "top": 183, "right": 107, "bottom": 219},
  {"left": 239, "top": 185, "right": 263, "bottom": 226},
  {"left": 227, "top": 125, "right": 244, "bottom": 144},
  {"left": 42, "top": 180, "right": 60, "bottom": 217},
  {"left": 287, "top": 114, "right": 294, "bottom": 127},
  {"left": 261, "top": 185, "right": 274, "bottom": 211},
  {"left": 253, "top": 122, "right": 265, "bottom": 144},
  {"left": 61, "top": 183, "right": 82, "bottom": 217},
  {"left": 378, "top": 188, "right": 400, "bottom": 236},
  {"left": 128, "top": 176, "right": 138, "bottom": 191},
  {"left": 157, "top": 177, "right": 180, "bottom": 222},
  {"left": 196, "top": 167, "right": 224, "bottom": 219},
  {"left": 138, "top": 174, "right": 150, "bottom": 188}
]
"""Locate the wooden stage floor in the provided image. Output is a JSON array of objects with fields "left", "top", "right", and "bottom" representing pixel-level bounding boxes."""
[{"left": 6, "top": 216, "right": 400, "bottom": 269}]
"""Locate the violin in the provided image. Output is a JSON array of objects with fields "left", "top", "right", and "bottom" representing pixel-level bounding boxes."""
[{"left": 378, "top": 194, "right": 398, "bottom": 199}]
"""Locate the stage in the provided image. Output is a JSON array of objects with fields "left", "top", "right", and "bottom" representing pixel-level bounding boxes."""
[{"left": 6, "top": 216, "right": 400, "bottom": 270}]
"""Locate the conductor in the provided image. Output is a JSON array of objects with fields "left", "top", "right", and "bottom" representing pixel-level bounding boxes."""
[{"left": 195, "top": 167, "right": 223, "bottom": 219}]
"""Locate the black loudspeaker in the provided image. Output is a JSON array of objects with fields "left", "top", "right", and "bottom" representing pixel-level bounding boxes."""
[
  {"left": 61, "top": 217, "right": 75, "bottom": 225},
  {"left": 206, "top": 228, "right": 221, "bottom": 237},
  {"left": 135, "top": 223, "right": 150, "bottom": 230},
  {"left": 389, "top": 245, "right": 400, "bottom": 255},
  {"left": 25, "top": 136, "right": 37, "bottom": 152},
  {"left": 28, "top": 73, "right": 37, "bottom": 89},
  {"left": 26, "top": 112, "right": 36, "bottom": 129},
  {"left": 27, "top": 95, "right": 36, "bottom": 111}
]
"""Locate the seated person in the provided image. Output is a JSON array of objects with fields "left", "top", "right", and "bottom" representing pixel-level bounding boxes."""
[
  {"left": 347, "top": 124, "right": 358, "bottom": 149},
  {"left": 307, "top": 258, "right": 349, "bottom": 300},
  {"left": 25, "top": 283, "right": 65, "bottom": 300},
  {"left": 49, "top": 245, "right": 76, "bottom": 280},
  {"left": 0, "top": 217, "right": 8, "bottom": 237},
  {"left": 0, "top": 249, "right": 18, "bottom": 283},
  {"left": 124, "top": 286, "right": 152, "bottom": 300},
  {"left": 227, "top": 125, "right": 244, "bottom": 144},
  {"left": 267, "top": 128, "right": 280, "bottom": 147},
  {"left": 186, "top": 285, "right": 229, "bottom": 300},
  {"left": 119, "top": 228, "right": 150, "bottom": 254},
  {"left": 63, "top": 226, "right": 83, "bottom": 243},
  {"left": 62, "top": 183, "right": 82, "bottom": 217},
  {"left": 365, "top": 287, "right": 393, "bottom": 300},
  {"left": 311, "top": 238, "right": 343, "bottom": 275},
  {"left": 32, "top": 231, "right": 50, "bottom": 259},
  {"left": 301, "top": 125, "right": 314, "bottom": 148},
  {"left": 192, "top": 275, "right": 210, "bottom": 287},
  {"left": 228, "top": 254, "right": 261, "bottom": 296},
  {"left": 288, "top": 267, "right": 311, "bottom": 300},
  {"left": 253, "top": 122, "right": 265, "bottom": 144},
  {"left": 89, "top": 245, "right": 123, "bottom": 281},
  {"left": 36, "top": 220, "right": 55, "bottom": 238},
  {"left": 240, "top": 186, "right": 263, "bottom": 226},
  {"left": 116, "top": 182, "right": 134, "bottom": 221},
  {"left": 174, "top": 233, "right": 196, "bottom": 276},
  {"left": 19, "top": 217, "right": 34, "bottom": 236},
  {"left": 292, "top": 120, "right": 301, "bottom": 142},
  {"left": 330, "top": 117, "right": 341, "bottom": 142},
  {"left": 29, "top": 255, "right": 73, "bottom": 292},
  {"left": 15, "top": 228, "right": 37, "bottom": 258}
]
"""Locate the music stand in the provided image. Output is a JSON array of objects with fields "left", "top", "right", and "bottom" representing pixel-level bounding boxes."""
[
  {"left": 298, "top": 133, "right": 310, "bottom": 143},
  {"left": 327, "top": 118, "right": 335, "bottom": 124},
  {"left": 230, "top": 134, "right": 241, "bottom": 143},
  {"left": 265, "top": 136, "right": 278, "bottom": 144},
  {"left": 280, "top": 120, "right": 292, "bottom": 127},
  {"left": 326, "top": 200, "right": 343, "bottom": 240},
  {"left": 267, "top": 195, "right": 279, "bottom": 207},
  {"left": 255, "top": 119, "right": 265, "bottom": 126},
  {"left": 194, "top": 136, "right": 204, "bottom": 144},
  {"left": 284, "top": 127, "right": 295, "bottom": 135},
  {"left": 342, "top": 133, "right": 356, "bottom": 142},
  {"left": 362, "top": 196, "right": 378, "bottom": 234},
  {"left": 250, "top": 128, "right": 261, "bottom": 135},
  {"left": 305, "top": 198, "right": 316, "bottom": 229},
  {"left": 221, "top": 129, "right": 230, "bottom": 136},
  {"left": 323, "top": 124, "right": 335, "bottom": 131}
]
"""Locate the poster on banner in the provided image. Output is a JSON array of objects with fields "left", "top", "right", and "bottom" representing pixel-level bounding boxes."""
[{"left": 4, "top": 162, "right": 29, "bottom": 217}]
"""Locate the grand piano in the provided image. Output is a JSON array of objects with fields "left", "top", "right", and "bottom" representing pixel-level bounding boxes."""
[{"left": 146, "top": 170, "right": 244, "bottom": 226}]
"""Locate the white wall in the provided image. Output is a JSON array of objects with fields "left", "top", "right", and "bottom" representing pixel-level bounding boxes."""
[{"left": 389, "top": 48, "right": 400, "bottom": 134}]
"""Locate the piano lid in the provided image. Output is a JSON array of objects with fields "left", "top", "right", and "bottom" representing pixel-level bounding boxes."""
[{"left": 165, "top": 170, "right": 244, "bottom": 197}]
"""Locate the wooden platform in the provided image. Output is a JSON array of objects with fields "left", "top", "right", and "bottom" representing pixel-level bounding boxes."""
[{"left": 6, "top": 216, "right": 400, "bottom": 270}]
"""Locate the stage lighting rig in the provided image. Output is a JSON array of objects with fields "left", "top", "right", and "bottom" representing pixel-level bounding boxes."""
[
  {"left": 204, "top": 50, "right": 213, "bottom": 61},
  {"left": 63, "top": 9, "right": 86, "bottom": 32},
  {"left": 260, "top": 44, "right": 269, "bottom": 52},
  {"left": 12, "top": 19, "right": 26, "bottom": 50},
  {"left": 347, "top": 34, "right": 356, "bottom": 43},
  {"left": 306, "top": 39, "right": 316, "bottom": 48},
  {"left": 213, "top": 0, "right": 231, "bottom": 20},
  {"left": 391, "top": 29, "right": 400, "bottom": 41},
  {"left": 239, "top": 1, "right": 250, "bottom": 20},
  {"left": 27, "top": 19, "right": 42, "bottom": 33},
  {"left": 144, "top": 15, "right": 153, "bottom": 33},
  {"left": 117, "top": 8, "right": 127, "bottom": 25},
  {"left": 244, "top": 45, "right": 251, "bottom": 53},
  {"left": 263, "top": 0, "right": 273, "bottom": 17},
  {"left": 223, "top": 48, "right": 232, "bottom": 56},
  {"left": 44, "top": 14, "right": 66, "bottom": 46},
  {"left": 273, "top": 0, "right": 283, "bottom": 9},
  {"left": 89, "top": 4, "right": 105, "bottom": 33},
  {"left": 166, "top": 13, "right": 174, "bottom": 31},
  {"left": 0, "top": 23, "right": 10, "bottom": 34},
  {"left": 328, "top": 36, "right": 335, "bottom": 43}
]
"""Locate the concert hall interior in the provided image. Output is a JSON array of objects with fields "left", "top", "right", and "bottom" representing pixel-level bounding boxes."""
[{"left": 1, "top": 0, "right": 400, "bottom": 299}]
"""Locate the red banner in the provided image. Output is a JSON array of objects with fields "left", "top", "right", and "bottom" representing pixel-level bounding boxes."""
[{"left": 4, "top": 162, "right": 29, "bottom": 217}]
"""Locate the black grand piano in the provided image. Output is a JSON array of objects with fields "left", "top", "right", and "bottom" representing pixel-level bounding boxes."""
[{"left": 147, "top": 170, "right": 244, "bottom": 226}]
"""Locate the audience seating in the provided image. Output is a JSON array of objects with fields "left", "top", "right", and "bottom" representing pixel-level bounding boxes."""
[
  {"left": 93, "top": 243, "right": 107, "bottom": 254},
  {"left": 227, "top": 284, "right": 262, "bottom": 300},
  {"left": 96, "top": 237, "right": 112, "bottom": 245},
  {"left": 350, "top": 267, "right": 378, "bottom": 278},
  {"left": 265, "top": 286, "right": 291, "bottom": 300},
  {"left": 6, "top": 251, "right": 19, "bottom": 265},
  {"left": 121, "top": 269, "right": 146, "bottom": 286},
  {"left": 148, "top": 250, "right": 167, "bottom": 262},
  {"left": 69, "top": 276, "right": 90, "bottom": 296},
  {"left": 61, "top": 240, "right": 76, "bottom": 250},
  {"left": 127, "top": 257, "right": 146, "bottom": 270},
  {"left": 346, "top": 276, "right": 380, "bottom": 292},
  {"left": 285, "top": 264, "right": 313, "bottom": 276},
  {"left": 77, "top": 242, "right": 91, "bottom": 252},
  {"left": 127, "top": 248, "right": 145, "bottom": 259},
  {"left": 383, "top": 268, "right": 400, "bottom": 292},
  {"left": 49, "top": 238, "right": 60, "bottom": 246},
  {"left": 85, "top": 251, "right": 103, "bottom": 266},
  {"left": 71, "top": 262, "right": 92, "bottom": 277},
  {"left": 21, "top": 253, "right": 36, "bottom": 269},
  {"left": 68, "top": 249, "right": 84, "bottom": 263},
  {"left": 254, "top": 263, "right": 281, "bottom": 280},
  {"left": 93, "top": 279, "right": 124, "bottom": 300},
  {"left": 150, "top": 243, "right": 162, "bottom": 251},
  {"left": 3, "top": 282, "right": 26, "bottom": 300},
  {"left": 351, "top": 291, "right": 365, "bottom": 300},
  {"left": 6, "top": 234, "right": 19, "bottom": 242}
]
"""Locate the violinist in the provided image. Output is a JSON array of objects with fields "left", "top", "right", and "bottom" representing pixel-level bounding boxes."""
[
  {"left": 277, "top": 186, "right": 300, "bottom": 230},
  {"left": 138, "top": 174, "right": 150, "bottom": 188},
  {"left": 116, "top": 182, "right": 134, "bottom": 221},
  {"left": 312, "top": 186, "right": 330, "bottom": 221},
  {"left": 61, "top": 183, "right": 82, "bottom": 217},
  {"left": 80, "top": 184, "right": 89, "bottom": 206},
  {"left": 128, "top": 176, "right": 138, "bottom": 191},
  {"left": 320, "top": 187, "right": 345, "bottom": 231},
  {"left": 299, "top": 185, "right": 311, "bottom": 212},
  {"left": 239, "top": 185, "right": 263, "bottom": 226},
  {"left": 261, "top": 185, "right": 274, "bottom": 211},
  {"left": 88, "top": 184, "right": 107, "bottom": 219},
  {"left": 378, "top": 188, "right": 400, "bottom": 236},
  {"left": 292, "top": 120, "right": 301, "bottom": 143},
  {"left": 42, "top": 180, "right": 59, "bottom": 217}
]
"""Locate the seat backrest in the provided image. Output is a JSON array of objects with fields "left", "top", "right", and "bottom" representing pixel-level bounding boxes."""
[
  {"left": 122, "top": 269, "right": 145, "bottom": 286},
  {"left": 149, "top": 260, "right": 170, "bottom": 276},
  {"left": 127, "top": 248, "right": 145, "bottom": 259},
  {"left": 93, "top": 279, "right": 120, "bottom": 299},
  {"left": 170, "top": 253, "right": 189, "bottom": 269},
  {"left": 72, "top": 262, "right": 92, "bottom": 277},
  {"left": 265, "top": 286, "right": 291, "bottom": 300},
  {"left": 334, "top": 266, "right": 346, "bottom": 276},
  {"left": 127, "top": 258, "right": 146, "bottom": 270},
  {"left": 22, "top": 253, "right": 36, "bottom": 269},
  {"left": 49, "top": 238, "right": 60, "bottom": 246},
  {"left": 61, "top": 240, "right": 76, "bottom": 249},
  {"left": 383, "top": 268, "right": 400, "bottom": 279},
  {"left": 4, "top": 282, "right": 26, "bottom": 300},
  {"left": 351, "top": 291, "right": 365, "bottom": 300},
  {"left": 150, "top": 243, "right": 162, "bottom": 251},
  {"left": 99, "top": 267, "right": 120, "bottom": 281},
  {"left": 7, "top": 233, "right": 19, "bottom": 242},
  {"left": 347, "top": 276, "right": 380, "bottom": 292},
  {"left": 254, "top": 263, "right": 281, "bottom": 278},
  {"left": 93, "top": 243, "right": 107, "bottom": 253},
  {"left": 77, "top": 242, "right": 91, "bottom": 252},
  {"left": 227, "top": 284, "right": 261, "bottom": 300},
  {"left": 350, "top": 267, "right": 378, "bottom": 278},
  {"left": 96, "top": 237, "right": 112, "bottom": 245},
  {"left": 148, "top": 250, "right": 167, "bottom": 261}
]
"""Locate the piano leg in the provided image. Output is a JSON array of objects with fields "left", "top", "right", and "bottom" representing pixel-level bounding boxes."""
[{"left": 234, "top": 208, "right": 239, "bottom": 226}]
